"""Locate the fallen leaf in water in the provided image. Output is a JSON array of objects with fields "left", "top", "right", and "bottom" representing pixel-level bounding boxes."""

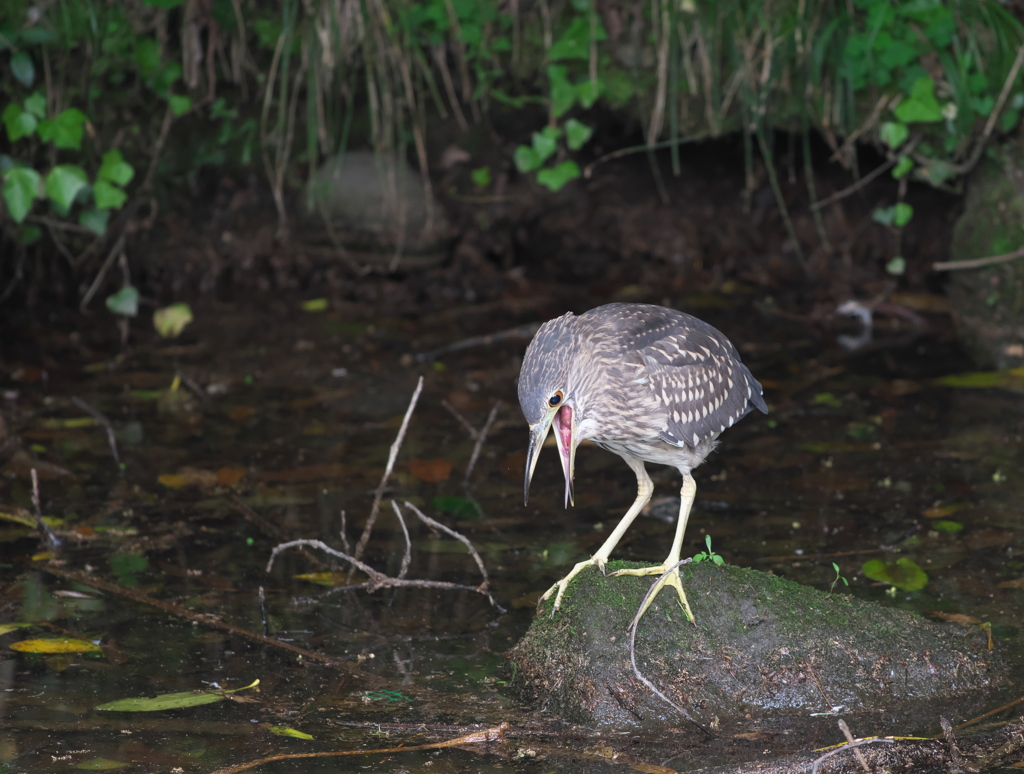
[
  {"left": 10, "top": 637, "right": 101, "bottom": 654},
  {"left": 216, "top": 467, "right": 247, "bottom": 487},
  {"left": 2, "top": 449, "right": 76, "bottom": 480},
  {"left": 270, "top": 726, "right": 315, "bottom": 739},
  {"left": 431, "top": 495, "right": 482, "bottom": 520},
  {"left": 409, "top": 458, "right": 452, "bottom": 482},
  {"left": 74, "top": 756, "right": 128, "bottom": 770},
  {"left": 158, "top": 467, "right": 219, "bottom": 489},
  {"left": 862, "top": 557, "right": 929, "bottom": 591},
  {"left": 935, "top": 368, "right": 1024, "bottom": 391},
  {"left": 998, "top": 578, "right": 1024, "bottom": 589},
  {"left": 227, "top": 405, "right": 256, "bottom": 421},
  {"left": 922, "top": 503, "right": 967, "bottom": 519},
  {"left": 153, "top": 303, "right": 193, "bottom": 338},
  {"left": 260, "top": 464, "right": 357, "bottom": 483}
]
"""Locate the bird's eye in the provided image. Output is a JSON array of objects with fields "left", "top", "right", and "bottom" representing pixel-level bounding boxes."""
[{"left": 548, "top": 391, "right": 563, "bottom": 407}]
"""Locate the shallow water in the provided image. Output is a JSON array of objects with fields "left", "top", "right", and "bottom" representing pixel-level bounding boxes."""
[{"left": 1, "top": 292, "right": 1021, "bottom": 772}]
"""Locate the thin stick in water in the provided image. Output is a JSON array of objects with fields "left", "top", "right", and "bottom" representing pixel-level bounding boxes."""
[{"left": 353, "top": 376, "right": 424, "bottom": 561}]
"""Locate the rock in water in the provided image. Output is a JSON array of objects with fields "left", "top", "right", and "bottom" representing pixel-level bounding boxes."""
[{"left": 506, "top": 562, "right": 1007, "bottom": 735}]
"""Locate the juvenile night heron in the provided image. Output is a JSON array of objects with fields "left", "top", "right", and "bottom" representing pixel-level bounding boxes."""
[{"left": 519, "top": 302, "right": 767, "bottom": 621}]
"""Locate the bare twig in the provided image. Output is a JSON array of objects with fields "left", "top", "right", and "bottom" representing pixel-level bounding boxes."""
[
  {"left": 933, "top": 244, "right": 1024, "bottom": 272},
  {"left": 402, "top": 501, "right": 492, "bottom": 593},
  {"left": 464, "top": 401, "right": 500, "bottom": 485},
  {"left": 442, "top": 399, "right": 479, "bottom": 439},
  {"left": 30, "top": 469, "right": 60, "bottom": 548},
  {"left": 210, "top": 722, "right": 510, "bottom": 774},
  {"left": 838, "top": 719, "right": 871, "bottom": 773},
  {"left": 71, "top": 397, "right": 122, "bottom": 470},
  {"left": 390, "top": 500, "right": 412, "bottom": 579},
  {"left": 810, "top": 736, "right": 895, "bottom": 774},
  {"left": 353, "top": 376, "right": 424, "bottom": 561}
]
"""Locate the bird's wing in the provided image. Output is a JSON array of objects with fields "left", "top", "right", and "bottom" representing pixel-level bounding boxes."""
[{"left": 636, "top": 324, "right": 764, "bottom": 448}]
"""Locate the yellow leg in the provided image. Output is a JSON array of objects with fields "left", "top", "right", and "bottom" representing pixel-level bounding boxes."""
[
  {"left": 539, "top": 457, "right": 653, "bottom": 614},
  {"left": 612, "top": 471, "right": 697, "bottom": 623}
]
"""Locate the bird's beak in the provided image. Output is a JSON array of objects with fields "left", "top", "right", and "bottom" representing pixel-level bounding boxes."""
[{"left": 524, "top": 404, "right": 577, "bottom": 508}]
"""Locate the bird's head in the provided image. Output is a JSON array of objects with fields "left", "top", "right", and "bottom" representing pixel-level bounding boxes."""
[{"left": 519, "top": 313, "right": 580, "bottom": 509}]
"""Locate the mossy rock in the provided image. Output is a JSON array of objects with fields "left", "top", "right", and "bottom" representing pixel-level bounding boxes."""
[
  {"left": 948, "top": 138, "right": 1024, "bottom": 368},
  {"left": 506, "top": 562, "right": 1006, "bottom": 735}
]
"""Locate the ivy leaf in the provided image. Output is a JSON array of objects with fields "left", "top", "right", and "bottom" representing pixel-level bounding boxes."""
[
  {"left": 892, "top": 156, "right": 914, "bottom": 179},
  {"left": 879, "top": 121, "right": 908, "bottom": 150},
  {"left": 548, "top": 65, "right": 576, "bottom": 117},
  {"left": 893, "top": 202, "right": 913, "bottom": 226},
  {"left": 37, "top": 108, "right": 87, "bottom": 150},
  {"left": 44, "top": 164, "right": 87, "bottom": 212},
  {"left": 894, "top": 77, "right": 943, "bottom": 123},
  {"left": 93, "top": 179, "right": 128, "bottom": 209},
  {"left": 548, "top": 16, "right": 604, "bottom": 61},
  {"left": 2, "top": 167, "right": 41, "bottom": 222},
  {"left": 10, "top": 50, "right": 35, "bottom": 87},
  {"left": 536, "top": 160, "right": 580, "bottom": 192},
  {"left": 470, "top": 166, "right": 491, "bottom": 187},
  {"left": 575, "top": 78, "right": 603, "bottom": 109},
  {"left": 513, "top": 145, "right": 541, "bottom": 173},
  {"left": 885, "top": 256, "right": 906, "bottom": 276},
  {"left": 105, "top": 286, "right": 139, "bottom": 317},
  {"left": 565, "top": 118, "right": 593, "bottom": 151},
  {"left": 97, "top": 149, "right": 135, "bottom": 186},
  {"left": 532, "top": 127, "right": 560, "bottom": 163},
  {"left": 23, "top": 92, "right": 46, "bottom": 119},
  {"left": 2, "top": 103, "right": 37, "bottom": 142},
  {"left": 168, "top": 94, "right": 192, "bottom": 116},
  {"left": 79, "top": 207, "right": 110, "bottom": 236}
]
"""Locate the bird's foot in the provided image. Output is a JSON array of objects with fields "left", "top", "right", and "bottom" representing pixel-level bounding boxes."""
[
  {"left": 611, "top": 563, "right": 695, "bottom": 624},
  {"left": 538, "top": 557, "right": 603, "bottom": 616}
]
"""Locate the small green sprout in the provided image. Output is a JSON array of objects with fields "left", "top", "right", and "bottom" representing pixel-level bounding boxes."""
[{"left": 692, "top": 534, "right": 724, "bottom": 565}]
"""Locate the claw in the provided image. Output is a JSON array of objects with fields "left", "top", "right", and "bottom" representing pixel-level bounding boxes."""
[{"left": 612, "top": 564, "right": 696, "bottom": 623}]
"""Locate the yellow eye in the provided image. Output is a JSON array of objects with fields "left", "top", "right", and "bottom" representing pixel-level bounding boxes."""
[{"left": 548, "top": 391, "right": 563, "bottom": 407}]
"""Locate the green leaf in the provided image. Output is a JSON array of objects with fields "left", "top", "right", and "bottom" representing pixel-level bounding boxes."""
[
  {"left": 931, "top": 520, "right": 963, "bottom": 533},
  {"left": 2, "top": 167, "right": 41, "bottom": 222},
  {"left": 430, "top": 495, "right": 483, "bottom": 520},
  {"left": 531, "top": 128, "right": 559, "bottom": 163},
  {"left": 0, "top": 622, "right": 33, "bottom": 636},
  {"left": 44, "top": 164, "right": 87, "bottom": 212},
  {"left": 547, "top": 64, "right": 575, "bottom": 117},
  {"left": 78, "top": 208, "right": 109, "bottom": 236},
  {"left": 575, "top": 78, "right": 603, "bottom": 109},
  {"left": 19, "top": 223, "right": 42, "bottom": 245},
  {"left": 135, "top": 38, "right": 162, "bottom": 78},
  {"left": 893, "top": 202, "right": 913, "bottom": 227},
  {"left": 3, "top": 103, "right": 37, "bottom": 142},
  {"left": 168, "top": 94, "right": 192, "bottom": 116},
  {"left": 861, "top": 557, "right": 928, "bottom": 591},
  {"left": 894, "top": 77, "right": 943, "bottom": 123},
  {"left": 536, "top": 160, "right": 580, "bottom": 191},
  {"left": 23, "top": 92, "right": 46, "bottom": 119},
  {"left": 935, "top": 369, "right": 1024, "bottom": 390},
  {"left": 892, "top": 156, "right": 913, "bottom": 179},
  {"left": 269, "top": 726, "right": 315, "bottom": 740},
  {"left": 916, "top": 159, "right": 954, "bottom": 186},
  {"left": 93, "top": 180, "right": 127, "bottom": 209},
  {"left": 564, "top": 119, "right": 593, "bottom": 151},
  {"left": 10, "top": 50, "right": 35, "bottom": 87},
  {"left": 879, "top": 121, "right": 908, "bottom": 150},
  {"left": 37, "top": 108, "right": 87, "bottom": 150},
  {"left": 74, "top": 757, "right": 129, "bottom": 770},
  {"left": 105, "top": 286, "right": 139, "bottom": 317},
  {"left": 548, "top": 16, "right": 603, "bottom": 61},
  {"left": 10, "top": 637, "right": 101, "bottom": 654},
  {"left": 301, "top": 298, "right": 328, "bottom": 312},
  {"left": 97, "top": 149, "right": 135, "bottom": 186},
  {"left": 513, "top": 145, "right": 541, "bottom": 173},
  {"left": 885, "top": 256, "right": 906, "bottom": 276},
  {"left": 96, "top": 690, "right": 227, "bottom": 712},
  {"left": 153, "top": 303, "right": 194, "bottom": 337},
  {"left": 471, "top": 166, "right": 491, "bottom": 187}
]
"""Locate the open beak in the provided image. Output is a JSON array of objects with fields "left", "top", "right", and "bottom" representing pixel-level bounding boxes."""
[{"left": 524, "top": 404, "right": 577, "bottom": 508}]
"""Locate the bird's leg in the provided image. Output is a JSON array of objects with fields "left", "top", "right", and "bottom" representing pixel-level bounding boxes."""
[
  {"left": 538, "top": 458, "right": 653, "bottom": 615},
  {"left": 612, "top": 471, "right": 697, "bottom": 624}
]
